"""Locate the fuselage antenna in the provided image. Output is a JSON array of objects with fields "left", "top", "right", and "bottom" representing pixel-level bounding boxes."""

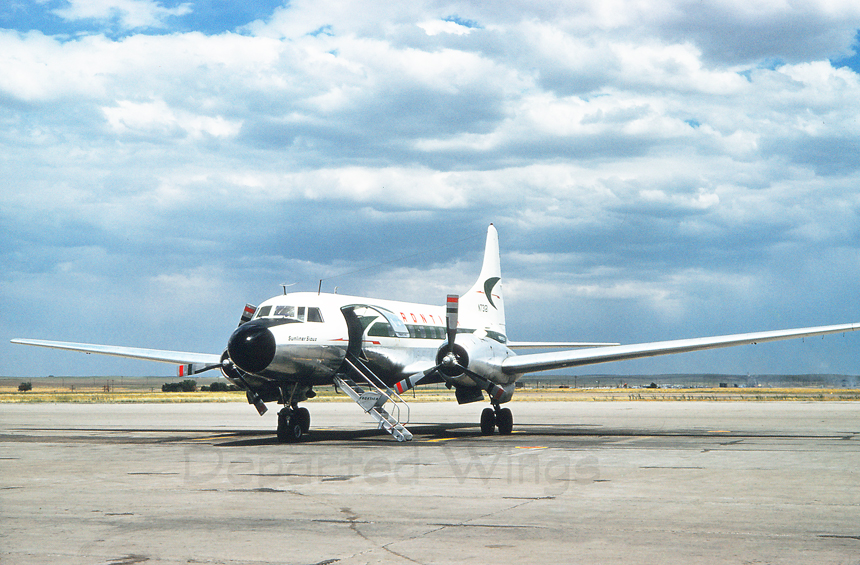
[{"left": 281, "top": 282, "right": 297, "bottom": 295}]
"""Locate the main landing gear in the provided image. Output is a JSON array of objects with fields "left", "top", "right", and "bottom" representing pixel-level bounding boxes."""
[
  {"left": 277, "top": 406, "right": 310, "bottom": 442},
  {"left": 480, "top": 404, "right": 513, "bottom": 435}
]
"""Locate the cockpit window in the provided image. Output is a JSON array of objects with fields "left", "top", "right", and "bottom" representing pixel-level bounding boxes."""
[
  {"left": 254, "top": 304, "right": 322, "bottom": 323},
  {"left": 273, "top": 305, "right": 295, "bottom": 319}
]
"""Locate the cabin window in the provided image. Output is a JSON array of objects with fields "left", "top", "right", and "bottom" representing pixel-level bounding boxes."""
[
  {"left": 307, "top": 307, "right": 323, "bottom": 323},
  {"left": 367, "top": 321, "right": 394, "bottom": 337},
  {"left": 297, "top": 306, "right": 306, "bottom": 322},
  {"left": 255, "top": 306, "right": 272, "bottom": 319}
]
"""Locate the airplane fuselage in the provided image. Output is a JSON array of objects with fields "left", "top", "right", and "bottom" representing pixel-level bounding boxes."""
[{"left": 224, "top": 291, "right": 514, "bottom": 393}]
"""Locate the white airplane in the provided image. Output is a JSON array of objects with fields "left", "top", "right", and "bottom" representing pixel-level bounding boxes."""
[{"left": 12, "top": 224, "right": 860, "bottom": 442}]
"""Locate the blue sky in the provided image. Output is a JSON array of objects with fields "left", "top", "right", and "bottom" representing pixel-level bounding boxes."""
[
  {"left": 3, "top": 0, "right": 860, "bottom": 378},
  {"left": 1, "top": 1, "right": 284, "bottom": 36}
]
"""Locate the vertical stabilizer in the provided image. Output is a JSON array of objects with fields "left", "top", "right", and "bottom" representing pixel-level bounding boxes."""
[{"left": 459, "top": 224, "right": 506, "bottom": 341}]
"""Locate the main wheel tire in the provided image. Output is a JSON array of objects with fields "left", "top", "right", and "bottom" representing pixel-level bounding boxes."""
[
  {"left": 286, "top": 417, "right": 303, "bottom": 442},
  {"left": 496, "top": 407, "right": 513, "bottom": 435},
  {"left": 276, "top": 411, "right": 290, "bottom": 443},
  {"left": 480, "top": 407, "right": 496, "bottom": 435},
  {"left": 295, "top": 407, "right": 310, "bottom": 434}
]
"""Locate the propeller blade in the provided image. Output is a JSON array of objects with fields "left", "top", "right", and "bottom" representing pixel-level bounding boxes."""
[
  {"left": 177, "top": 363, "right": 222, "bottom": 377},
  {"left": 446, "top": 294, "right": 458, "bottom": 351},
  {"left": 456, "top": 365, "right": 506, "bottom": 403},
  {"left": 238, "top": 303, "right": 257, "bottom": 326},
  {"left": 393, "top": 360, "right": 506, "bottom": 403},
  {"left": 393, "top": 366, "right": 438, "bottom": 394}
]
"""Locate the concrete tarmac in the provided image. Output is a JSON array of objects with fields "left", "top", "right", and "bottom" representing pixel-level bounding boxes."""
[{"left": 2, "top": 401, "right": 860, "bottom": 564}]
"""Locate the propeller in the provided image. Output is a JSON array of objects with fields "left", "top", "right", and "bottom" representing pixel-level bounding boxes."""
[
  {"left": 438, "top": 294, "right": 463, "bottom": 375},
  {"left": 393, "top": 294, "right": 458, "bottom": 394},
  {"left": 392, "top": 294, "right": 506, "bottom": 403}
]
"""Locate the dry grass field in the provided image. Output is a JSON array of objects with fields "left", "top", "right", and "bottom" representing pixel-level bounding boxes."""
[{"left": 2, "top": 382, "right": 860, "bottom": 403}]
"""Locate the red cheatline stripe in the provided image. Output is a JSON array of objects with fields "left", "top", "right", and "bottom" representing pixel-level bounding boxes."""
[
  {"left": 447, "top": 296, "right": 458, "bottom": 304},
  {"left": 395, "top": 381, "right": 404, "bottom": 394}
]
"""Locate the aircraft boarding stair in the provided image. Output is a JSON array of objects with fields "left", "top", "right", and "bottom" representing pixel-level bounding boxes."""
[{"left": 335, "top": 353, "right": 412, "bottom": 442}]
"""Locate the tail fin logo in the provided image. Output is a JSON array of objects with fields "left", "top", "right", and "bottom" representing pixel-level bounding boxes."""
[{"left": 483, "top": 277, "right": 501, "bottom": 310}]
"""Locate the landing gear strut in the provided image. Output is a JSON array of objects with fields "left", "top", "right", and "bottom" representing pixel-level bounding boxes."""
[{"left": 480, "top": 405, "right": 513, "bottom": 435}]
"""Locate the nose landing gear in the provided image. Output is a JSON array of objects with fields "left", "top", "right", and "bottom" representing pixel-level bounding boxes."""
[
  {"left": 276, "top": 383, "right": 313, "bottom": 443},
  {"left": 480, "top": 404, "right": 513, "bottom": 435},
  {"left": 277, "top": 406, "right": 310, "bottom": 442}
]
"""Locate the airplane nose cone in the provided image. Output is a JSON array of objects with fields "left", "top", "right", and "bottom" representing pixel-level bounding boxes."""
[{"left": 227, "top": 322, "right": 276, "bottom": 374}]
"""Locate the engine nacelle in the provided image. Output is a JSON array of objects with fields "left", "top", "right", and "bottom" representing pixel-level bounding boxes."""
[
  {"left": 219, "top": 350, "right": 245, "bottom": 387},
  {"left": 435, "top": 333, "right": 514, "bottom": 387}
]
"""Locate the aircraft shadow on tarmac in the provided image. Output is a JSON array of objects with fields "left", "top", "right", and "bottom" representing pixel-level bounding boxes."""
[
  {"left": 215, "top": 424, "right": 478, "bottom": 446},
  {"left": 211, "top": 424, "right": 803, "bottom": 447},
  {"left": 5, "top": 424, "right": 810, "bottom": 447}
]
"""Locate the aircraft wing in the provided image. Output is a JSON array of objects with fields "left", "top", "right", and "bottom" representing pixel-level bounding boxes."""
[
  {"left": 507, "top": 341, "right": 620, "bottom": 349},
  {"left": 500, "top": 323, "right": 860, "bottom": 374},
  {"left": 10, "top": 339, "right": 222, "bottom": 366}
]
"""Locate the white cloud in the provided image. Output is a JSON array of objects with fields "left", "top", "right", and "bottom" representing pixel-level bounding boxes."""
[
  {"left": 0, "top": 30, "right": 285, "bottom": 104},
  {"left": 53, "top": 0, "right": 192, "bottom": 29},
  {"left": 102, "top": 99, "right": 242, "bottom": 139},
  {"left": 418, "top": 20, "right": 473, "bottom": 36},
  {"left": 5, "top": 1, "right": 860, "bottom": 376}
]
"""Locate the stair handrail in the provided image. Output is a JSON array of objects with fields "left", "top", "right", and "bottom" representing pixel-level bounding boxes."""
[{"left": 343, "top": 354, "right": 410, "bottom": 425}]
